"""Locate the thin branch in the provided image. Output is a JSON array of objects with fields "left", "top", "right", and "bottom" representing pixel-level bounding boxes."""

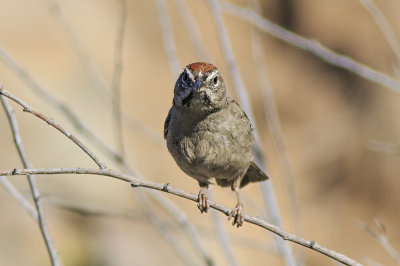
[
  {"left": 173, "top": 0, "right": 211, "bottom": 61},
  {"left": 48, "top": 0, "right": 168, "bottom": 152},
  {"left": 47, "top": 194, "right": 276, "bottom": 253},
  {"left": 250, "top": 0, "right": 299, "bottom": 223},
  {"left": 121, "top": 164, "right": 213, "bottom": 265},
  {"left": 111, "top": 0, "right": 127, "bottom": 159},
  {"left": 109, "top": 2, "right": 201, "bottom": 261},
  {"left": 150, "top": 191, "right": 213, "bottom": 265},
  {"left": 50, "top": 184, "right": 195, "bottom": 260},
  {"left": 137, "top": 191, "right": 197, "bottom": 266},
  {"left": 53, "top": 193, "right": 200, "bottom": 265},
  {"left": 1, "top": 167, "right": 362, "bottom": 266},
  {"left": 154, "top": 0, "right": 181, "bottom": 76},
  {"left": 249, "top": 1, "right": 303, "bottom": 263},
  {"left": 207, "top": 0, "right": 254, "bottom": 122},
  {"left": 206, "top": 1, "right": 296, "bottom": 265},
  {"left": 369, "top": 140, "right": 400, "bottom": 156},
  {"left": 0, "top": 88, "right": 106, "bottom": 169},
  {"left": 47, "top": 0, "right": 109, "bottom": 95},
  {"left": 0, "top": 95, "right": 61, "bottom": 266},
  {"left": 47, "top": 195, "right": 144, "bottom": 220},
  {"left": 0, "top": 73, "right": 209, "bottom": 262},
  {"left": 49, "top": 192, "right": 274, "bottom": 254},
  {"left": 0, "top": 47, "right": 62, "bottom": 106},
  {"left": 48, "top": 0, "right": 163, "bottom": 150},
  {"left": 218, "top": 0, "right": 400, "bottom": 94},
  {"left": 0, "top": 46, "right": 121, "bottom": 162},
  {"left": 116, "top": 153, "right": 201, "bottom": 263},
  {"left": 358, "top": 219, "right": 400, "bottom": 265},
  {"left": 0, "top": 176, "right": 37, "bottom": 220},
  {"left": 0, "top": 23, "right": 209, "bottom": 263},
  {"left": 47, "top": 2, "right": 164, "bottom": 149},
  {"left": 359, "top": 0, "right": 400, "bottom": 66},
  {"left": 121, "top": 114, "right": 164, "bottom": 146},
  {"left": 107, "top": 143, "right": 213, "bottom": 264}
]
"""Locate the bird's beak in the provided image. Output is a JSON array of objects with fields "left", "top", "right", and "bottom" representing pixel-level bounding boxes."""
[
  {"left": 182, "top": 77, "right": 203, "bottom": 107},
  {"left": 194, "top": 77, "right": 203, "bottom": 92}
]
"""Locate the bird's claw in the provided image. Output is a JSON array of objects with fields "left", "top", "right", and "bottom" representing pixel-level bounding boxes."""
[
  {"left": 228, "top": 202, "right": 244, "bottom": 227},
  {"left": 197, "top": 188, "right": 209, "bottom": 213}
]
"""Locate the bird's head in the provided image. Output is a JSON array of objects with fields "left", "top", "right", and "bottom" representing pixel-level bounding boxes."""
[{"left": 173, "top": 62, "right": 227, "bottom": 113}]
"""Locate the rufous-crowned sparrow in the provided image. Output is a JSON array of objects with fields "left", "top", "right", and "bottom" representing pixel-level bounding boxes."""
[{"left": 164, "top": 62, "right": 269, "bottom": 227}]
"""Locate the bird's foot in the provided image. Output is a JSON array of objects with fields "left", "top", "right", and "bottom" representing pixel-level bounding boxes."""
[
  {"left": 228, "top": 202, "right": 244, "bottom": 227},
  {"left": 197, "top": 187, "right": 209, "bottom": 213}
]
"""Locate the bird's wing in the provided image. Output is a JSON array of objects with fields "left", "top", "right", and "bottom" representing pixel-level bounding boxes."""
[
  {"left": 227, "top": 98, "right": 251, "bottom": 122},
  {"left": 164, "top": 107, "right": 173, "bottom": 139}
]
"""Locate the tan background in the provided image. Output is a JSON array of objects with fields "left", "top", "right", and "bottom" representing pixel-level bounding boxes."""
[{"left": 0, "top": 0, "right": 399, "bottom": 265}]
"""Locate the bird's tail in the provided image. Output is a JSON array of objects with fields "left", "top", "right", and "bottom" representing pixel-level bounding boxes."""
[{"left": 240, "top": 161, "right": 269, "bottom": 188}]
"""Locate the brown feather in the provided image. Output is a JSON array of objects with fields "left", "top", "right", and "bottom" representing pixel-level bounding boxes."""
[{"left": 240, "top": 161, "right": 269, "bottom": 188}]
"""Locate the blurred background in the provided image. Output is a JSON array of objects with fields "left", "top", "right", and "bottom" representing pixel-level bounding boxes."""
[{"left": 0, "top": 0, "right": 399, "bottom": 265}]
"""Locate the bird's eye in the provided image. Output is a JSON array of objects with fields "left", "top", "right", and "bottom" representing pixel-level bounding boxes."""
[
  {"left": 182, "top": 72, "right": 188, "bottom": 82},
  {"left": 212, "top": 76, "right": 219, "bottom": 86}
]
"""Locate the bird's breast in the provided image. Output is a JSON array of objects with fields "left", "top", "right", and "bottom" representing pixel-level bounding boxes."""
[
  {"left": 170, "top": 127, "right": 249, "bottom": 180},
  {"left": 166, "top": 106, "right": 253, "bottom": 181}
]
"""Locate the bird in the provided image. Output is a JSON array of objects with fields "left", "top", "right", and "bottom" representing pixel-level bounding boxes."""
[{"left": 164, "top": 62, "right": 269, "bottom": 227}]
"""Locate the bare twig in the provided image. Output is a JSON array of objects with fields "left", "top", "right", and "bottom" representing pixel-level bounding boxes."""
[
  {"left": 218, "top": 0, "right": 400, "bottom": 94},
  {"left": 150, "top": 191, "right": 213, "bottom": 265},
  {"left": 207, "top": 1, "right": 296, "bottom": 265},
  {"left": 173, "top": 0, "right": 211, "bottom": 61},
  {"left": 123, "top": 165, "right": 214, "bottom": 265},
  {"left": 0, "top": 43, "right": 205, "bottom": 237},
  {"left": 47, "top": 194, "right": 276, "bottom": 253},
  {"left": 111, "top": 0, "right": 127, "bottom": 159},
  {"left": 1, "top": 167, "right": 362, "bottom": 266},
  {"left": 109, "top": 3, "right": 205, "bottom": 260},
  {"left": 115, "top": 140, "right": 212, "bottom": 264},
  {"left": 0, "top": 46, "right": 121, "bottom": 162},
  {"left": 54, "top": 194, "right": 203, "bottom": 265},
  {"left": 0, "top": 88, "right": 106, "bottom": 169},
  {"left": 47, "top": 195, "right": 144, "bottom": 220},
  {"left": 0, "top": 94, "right": 61, "bottom": 266},
  {"left": 48, "top": 192, "right": 274, "bottom": 254},
  {"left": 207, "top": 0, "right": 254, "bottom": 122},
  {"left": 136, "top": 190, "right": 196, "bottom": 266},
  {"left": 0, "top": 47, "right": 62, "bottom": 107},
  {"left": 0, "top": 15, "right": 209, "bottom": 263},
  {"left": 0, "top": 176, "right": 37, "bottom": 220},
  {"left": 154, "top": 0, "right": 181, "bottom": 76},
  {"left": 0, "top": 77, "right": 209, "bottom": 262},
  {"left": 48, "top": 0, "right": 163, "bottom": 149},
  {"left": 107, "top": 5, "right": 194, "bottom": 259},
  {"left": 47, "top": 0, "right": 109, "bottom": 95},
  {"left": 122, "top": 114, "right": 164, "bottom": 146},
  {"left": 47, "top": 2, "right": 165, "bottom": 148},
  {"left": 48, "top": 0, "right": 168, "bottom": 151},
  {"left": 359, "top": 0, "right": 400, "bottom": 66},
  {"left": 249, "top": 1, "right": 303, "bottom": 264},
  {"left": 358, "top": 219, "right": 400, "bottom": 265},
  {"left": 369, "top": 140, "right": 400, "bottom": 156}
]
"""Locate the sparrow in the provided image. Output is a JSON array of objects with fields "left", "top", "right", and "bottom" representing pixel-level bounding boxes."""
[{"left": 164, "top": 62, "right": 269, "bottom": 227}]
